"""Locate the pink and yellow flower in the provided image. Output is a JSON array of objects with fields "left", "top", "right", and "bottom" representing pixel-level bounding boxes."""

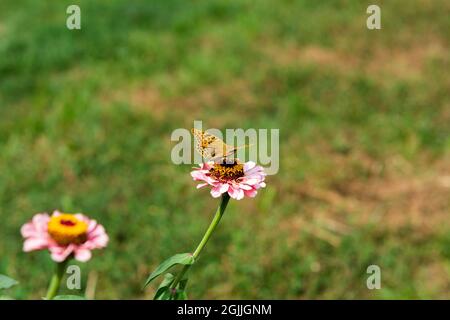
[
  {"left": 21, "top": 211, "right": 108, "bottom": 262},
  {"left": 191, "top": 160, "right": 266, "bottom": 200}
]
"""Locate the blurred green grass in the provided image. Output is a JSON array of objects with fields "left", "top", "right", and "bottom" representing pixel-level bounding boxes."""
[{"left": 0, "top": 0, "right": 449, "bottom": 299}]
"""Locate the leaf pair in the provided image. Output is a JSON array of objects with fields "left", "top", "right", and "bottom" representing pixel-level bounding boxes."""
[
  {"left": 153, "top": 273, "right": 188, "bottom": 300},
  {"left": 144, "top": 253, "right": 195, "bottom": 300}
]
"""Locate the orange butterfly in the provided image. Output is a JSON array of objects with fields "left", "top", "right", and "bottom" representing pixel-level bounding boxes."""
[{"left": 192, "top": 128, "right": 248, "bottom": 163}]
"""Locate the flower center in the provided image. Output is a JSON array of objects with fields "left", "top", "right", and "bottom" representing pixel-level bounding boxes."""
[
  {"left": 209, "top": 162, "right": 244, "bottom": 180},
  {"left": 47, "top": 214, "right": 88, "bottom": 246}
]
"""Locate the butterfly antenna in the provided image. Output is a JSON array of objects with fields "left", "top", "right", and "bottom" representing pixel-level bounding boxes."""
[{"left": 235, "top": 143, "right": 254, "bottom": 150}]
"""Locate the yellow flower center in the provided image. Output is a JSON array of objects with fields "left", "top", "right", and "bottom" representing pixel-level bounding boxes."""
[
  {"left": 209, "top": 162, "right": 244, "bottom": 180},
  {"left": 47, "top": 214, "right": 88, "bottom": 246}
]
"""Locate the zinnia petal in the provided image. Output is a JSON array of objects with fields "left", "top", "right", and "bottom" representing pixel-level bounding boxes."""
[
  {"left": 50, "top": 245, "right": 75, "bottom": 262},
  {"left": 244, "top": 188, "right": 258, "bottom": 198},
  {"left": 74, "top": 248, "right": 92, "bottom": 262},
  {"left": 196, "top": 183, "right": 208, "bottom": 189},
  {"left": 23, "top": 237, "right": 49, "bottom": 252},
  {"left": 243, "top": 161, "right": 256, "bottom": 172},
  {"left": 211, "top": 183, "right": 228, "bottom": 198}
]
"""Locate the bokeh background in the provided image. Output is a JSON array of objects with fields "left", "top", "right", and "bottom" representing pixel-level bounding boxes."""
[{"left": 1, "top": 0, "right": 449, "bottom": 299}]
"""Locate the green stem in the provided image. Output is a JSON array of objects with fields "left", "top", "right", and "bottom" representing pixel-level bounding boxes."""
[
  {"left": 45, "top": 260, "right": 68, "bottom": 300},
  {"left": 193, "top": 194, "right": 230, "bottom": 259},
  {"left": 169, "top": 194, "right": 230, "bottom": 292}
]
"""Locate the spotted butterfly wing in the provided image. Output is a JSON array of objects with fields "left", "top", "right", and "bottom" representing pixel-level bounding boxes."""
[{"left": 191, "top": 128, "right": 237, "bottom": 163}]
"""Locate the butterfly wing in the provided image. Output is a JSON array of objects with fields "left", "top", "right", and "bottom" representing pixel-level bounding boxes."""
[
  {"left": 192, "top": 128, "right": 236, "bottom": 162},
  {"left": 192, "top": 128, "right": 216, "bottom": 160},
  {"left": 207, "top": 139, "right": 237, "bottom": 162}
]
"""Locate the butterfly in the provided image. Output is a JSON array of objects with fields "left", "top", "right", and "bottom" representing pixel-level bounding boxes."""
[{"left": 192, "top": 128, "right": 248, "bottom": 163}]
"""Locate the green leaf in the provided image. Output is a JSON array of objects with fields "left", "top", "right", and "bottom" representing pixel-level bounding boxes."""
[
  {"left": 174, "top": 289, "right": 188, "bottom": 300},
  {"left": 154, "top": 273, "right": 175, "bottom": 300},
  {"left": 156, "top": 287, "right": 188, "bottom": 300},
  {"left": 144, "top": 253, "right": 194, "bottom": 288},
  {"left": 154, "top": 273, "right": 190, "bottom": 300},
  {"left": 178, "top": 277, "right": 189, "bottom": 291},
  {"left": 0, "top": 295, "right": 14, "bottom": 300},
  {"left": 53, "top": 295, "right": 86, "bottom": 300},
  {"left": 156, "top": 288, "right": 173, "bottom": 300},
  {"left": 0, "top": 274, "right": 18, "bottom": 290},
  {"left": 174, "top": 278, "right": 189, "bottom": 300}
]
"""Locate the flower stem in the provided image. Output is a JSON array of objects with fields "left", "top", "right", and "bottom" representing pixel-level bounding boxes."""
[
  {"left": 193, "top": 194, "right": 230, "bottom": 259},
  {"left": 169, "top": 194, "right": 230, "bottom": 292},
  {"left": 45, "top": 260, "right": 68, "bottom": 300}
]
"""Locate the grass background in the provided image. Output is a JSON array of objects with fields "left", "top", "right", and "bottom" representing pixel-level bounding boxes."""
[{"left": 0, "top": 0, "right": 449, "bottom": 299}]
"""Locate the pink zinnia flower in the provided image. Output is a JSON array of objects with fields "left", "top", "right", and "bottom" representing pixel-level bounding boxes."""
[
  {"left": 191, "top": 160, "right": 266, "bottom": 200},
  {"left": 21, "top": 211, "right": 109, "bottom": 262}
]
